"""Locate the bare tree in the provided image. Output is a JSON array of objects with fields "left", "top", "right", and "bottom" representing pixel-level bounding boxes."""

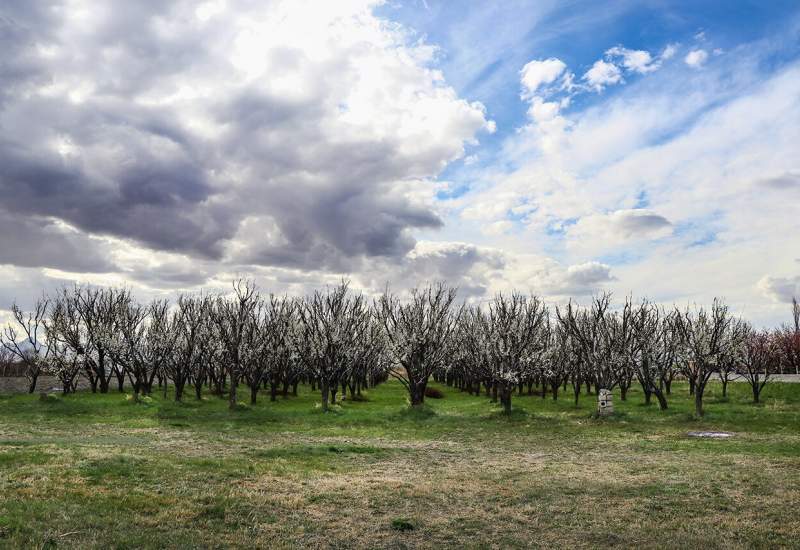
[
  {"left": 453, "top": 305, "right": 490, "bottom": 398},
  {"left": 297, "top": 281, "right": 368, "bottom": 411},
  {"left": 674, "top": 299, "right": 734, "bottom": 417},
  {"left": 45, "top": 297, "right": 86, "bottom": 394},
  {"left": 557, "top": 294, "right": 632, "bottom": 402},
  {"left": 1, "top": 299, "right": 50, "bottom": 393},
  {"left": 70, "top": 286, "right": 131, "bottom": 393},
  {"left": 775, "top": 325, "right": 800, "bottom": 375},
  {"left": 345, "top": 310, "right": 387, "bottom": 401},
  {"left": 715, "top": 317, "right": 747, "bottom": 399},
  {"left": 776, "top": 297, "right": 800, "bottom": 375},
  {"left": 105, "top": 295, "right": 148, "bottom": 396},
  {"left": 630, "top": 303, "right": 678, "bottom": 410},
  {"left": 214, "top": 280, "right": 259, "bottom": 410},
  {"left": 378, "top": 283, "right": 459, "bottom": 407},
  {"left": 548, "top": 323, "right": 585, "bottom": 406},
  {"left": 186, "top": 296, "right": 219, "bottom": 400},
  {"left": 167, "top": 295, "right": 211, "bottom": 402},
  {"left": 244, "top": 295, "right": 295, "bottom": 405},
  {"left": 738, "top": 327, "right": 780, "bottom": 403},
  {"left": 215, "top": 279, "right": 259, "bottom": 410},
  {"left": 540, "top": 321, "right": 573, "bottom": 402},
  {"left": 479, "top": 293, "right": 548, "bottom": 413},
  {"left": 0, "top": 346, "right": 15, "bottom": 377}
]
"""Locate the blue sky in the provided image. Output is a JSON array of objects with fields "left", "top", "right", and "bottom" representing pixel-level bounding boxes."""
[
  {"left": 0, "top": 0, "right": 798, "bottom": 327},
  {"left": 379, "top": 0, "right": 800, "bottom": 171},
  {"left": 381, "top": 0, "right": 800, "bottom": 324}
]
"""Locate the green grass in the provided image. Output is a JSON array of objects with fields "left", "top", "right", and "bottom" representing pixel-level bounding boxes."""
[{"left": 0, "top": 380, "right": 799, "bottom": 548}]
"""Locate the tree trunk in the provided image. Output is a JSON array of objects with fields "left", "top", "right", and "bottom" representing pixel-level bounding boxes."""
[
  {"left": 320, "top": 379, "right": 329, "bottom": 412},
  {"left": 98, "top": 353, "right": 109, "bottom": 393},
  {"left": 175, "top": 380, "right": 184, "bottom": 402},
  {"left": 502, "top": 387, "right": 512, "bottom": 414},
  {"left": 228, "top": 372, "right": 238, "bottom": 410},
  {"left": 721, "top": 378, "right": 728, "bottom": 398},
  {"left": 694, "top": 383, "right": 704, "bottom": 417},
  {"left": 653, "top": 388, "right": 668, "bottom": 410},
  {"left": 27, "top": 372, "right": 39, "bottom": 394},
  {"left": 410, "top": 384, "right": 423, "bottom": 407},
  {"left": 250, "top": 384, "right": 258, "bottom": 405},
  {"left": 644, "top": 387, "right": 652, "bottom": 405}
]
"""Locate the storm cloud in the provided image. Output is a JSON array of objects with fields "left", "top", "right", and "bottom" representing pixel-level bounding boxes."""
[{"left": 0, "top": 0, "right": 492, "bottom": 279}]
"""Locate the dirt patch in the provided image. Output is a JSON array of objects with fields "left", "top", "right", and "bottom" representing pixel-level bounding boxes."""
[{"left": 687, "top": 431, "right": 735, "bottom": 438}]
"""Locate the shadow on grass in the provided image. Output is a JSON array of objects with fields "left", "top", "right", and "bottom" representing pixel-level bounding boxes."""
[{"left": 392, "top": 404, "right": 437, "bottom": 421}]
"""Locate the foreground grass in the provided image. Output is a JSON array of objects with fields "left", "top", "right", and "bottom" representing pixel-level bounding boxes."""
[{"left": 1, "top": 380, "right": 799, "bottom": 549}]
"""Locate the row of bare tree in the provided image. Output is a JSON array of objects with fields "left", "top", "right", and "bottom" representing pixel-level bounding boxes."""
[
  {"left": 0, "top": 281, "right": 388, "bottom": 411},
  {"left": 444, "top": 294, "right": 799, "bottom": 416},
  {"left": 2, "top": 282, "right": 798, "bottom": 416}
]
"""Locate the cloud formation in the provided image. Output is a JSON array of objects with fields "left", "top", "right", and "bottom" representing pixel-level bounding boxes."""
[
  {"left": 758, "top": 275, "right": 800, "bottom": 304},
  {"left": 583, "top": 59, "right": 623, "bottom": 91},
  {"left": 685, "top": 49, "right": 709, "bottom": 67},
  {"left": 0, "top": 0, "right": 492, "bottom": 277}
]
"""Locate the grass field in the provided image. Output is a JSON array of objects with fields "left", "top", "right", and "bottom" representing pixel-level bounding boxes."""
[{"left": 1, "top": 380, "right": 799, "bottom": 549}]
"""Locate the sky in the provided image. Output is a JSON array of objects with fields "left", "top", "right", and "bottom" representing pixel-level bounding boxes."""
[{"left": 0, "top": 0, "right": 799, "bottom": 327}]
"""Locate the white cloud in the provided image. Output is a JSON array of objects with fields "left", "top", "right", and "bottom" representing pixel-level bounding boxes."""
[
  {"left": 583, "top": 59, "right": 622, "bottom": 91},
  {"left": 520, "top": 58, "right": 567, "bottom": 96},
  {"left": 606, "top": 46, "right": 658, "bottom": 73},
  {"left": 661, "top": 43, "right": 679, "bottom": 60},
  {"left": 527, "top": 97, "right": 562, "bottom": 122},
  {"left": 685, "top": 49, "right": 709, "bottom": 67}
]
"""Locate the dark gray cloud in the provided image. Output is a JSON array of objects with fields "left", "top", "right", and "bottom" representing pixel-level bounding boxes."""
[
  {"left": 121, "top": 259, "right": 214, "bottom": 289},
  {"left": 565, "top": 261, "right": 615, "bottom": 287},
  {"left": 358, "top": 242, "right": 506, "bottom": 300},
  {"left": 758, "top": 274, "right": 800, "bottom": 303},
  {"left": 613, "top": 210, "right": 671, "bottom": 238},
  {"left": 758, "top": 172, "right": 800, "bottom": 191},
  {"left": 0, "top": 212, "right": 115, "bottom": 272},
  {"left": 0, "top": 1, "right": 489, "bottom": 281}
]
